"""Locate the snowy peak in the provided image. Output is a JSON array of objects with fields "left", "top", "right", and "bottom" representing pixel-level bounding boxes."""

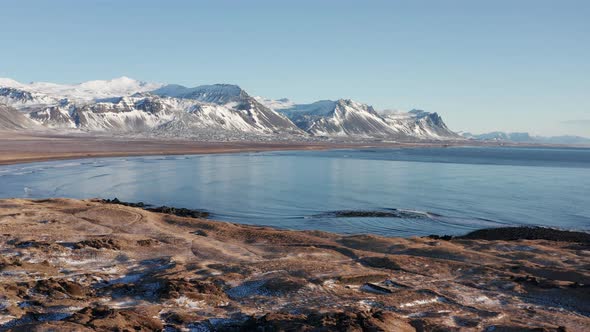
[
  {"left": 278, "top": 99, "right": 390, "bottom": 137},
  {"left": 75, "top": 76, "right": 161, "bottom": 98},
  {"left": 0, "top": 78, "right": 24, "bottom": 88},
  {"left": 382, "top": 109, "right": 458, "bottom": 139},
  {"left": 280, "top": 100, "right": 337, "bottom": 117},
  {"left": 334, "top": 99, "right": 380, "bottom": 117},
  {"left": 278, "top": 99, "right": 458, "bottom": 140},
  {"left": 149, "top": 84, "right": 189, "bottom": 98},
  {"left": 152, "top": 83, "right": 303, "bottom": 134},
  {"left": 0, "top": 76, "right": 163, "bottom": 105},
  {"left": 153, "top": 84, "right": 246, "bottom": 104}
]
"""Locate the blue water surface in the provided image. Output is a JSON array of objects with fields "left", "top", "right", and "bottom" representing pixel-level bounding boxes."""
[{"left": 1, "top": 146, "right": 588, "bottom": 237}]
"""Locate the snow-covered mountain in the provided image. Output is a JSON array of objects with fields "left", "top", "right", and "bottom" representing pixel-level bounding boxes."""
[
  {"left": 153, "top": 84, "right": 303, "bottom": 134},
  {"left": 0, "top": 77, "right": 460, "bottom": 140},
  {"left": 462, "top": 132, "right": 590, "bottom": 145},
  {"left": 0, "top": 78, "right": 303, "bottom": 135},
  {"left": 279, "top": 99, "right": 390, "bottom": 137},
  {"left": 277, "top": 99, "right": 459, "bottom": 140},
  {"left": 0, "top": 77, "right": 162, "bottom": 106},
  {"left": 23, "top": 95, "right": 186, "bottom": 131},
  {"left": 382, "top": 110, "right": 458, "bottom": 139}
]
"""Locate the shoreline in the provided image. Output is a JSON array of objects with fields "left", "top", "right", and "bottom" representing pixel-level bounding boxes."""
[
  {"left": 0, "top": 132, "right": 350, "bottom": 166},
  {"left": 0, "top": 131, "right": 450, "bottom": 166},
  {"left": 0, "top": 198, "right": 588, "bottom": 331},
  {"left": 0, "top": 130, "right": 572, "bottom": 166}
]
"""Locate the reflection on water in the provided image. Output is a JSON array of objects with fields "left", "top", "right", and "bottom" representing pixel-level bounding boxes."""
[{"left": 0, "top": 146, "right": 589, "bottom": 237}]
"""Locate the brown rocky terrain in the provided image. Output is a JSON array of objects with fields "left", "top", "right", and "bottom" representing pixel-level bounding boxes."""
[{"left": 0, "top": 198, "right": 588, "bottom": 331}]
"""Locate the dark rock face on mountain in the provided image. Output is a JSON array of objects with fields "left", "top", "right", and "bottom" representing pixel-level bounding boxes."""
[
  {"left": 0, "top": 87, "right": 34, "bottom": 104},
  {"left": 28, "top": 106, "right": 76, "bottom": 128}
]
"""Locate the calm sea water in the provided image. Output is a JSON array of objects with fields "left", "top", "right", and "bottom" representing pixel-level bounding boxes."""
[{"left": 1, "top": 146, "right": 589, "bottom": 237}]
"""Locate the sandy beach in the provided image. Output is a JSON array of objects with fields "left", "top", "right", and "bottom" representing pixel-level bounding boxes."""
[
  {"left": 0, "top": 132, "right": 348, "bottom": 166},
  {"left": 0, "top": 131, "right": 487, "bottom": 166},
  {"left": 0, "top": 198, "right": 588, "bottom": 331}
]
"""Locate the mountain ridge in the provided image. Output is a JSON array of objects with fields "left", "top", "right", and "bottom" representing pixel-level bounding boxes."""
[
  {"left": 276, "top": 99, "right": 459, "bottom": 140},
  {"left": 461, "top": 131, "right": 590, "bottom": 145},
  {"left": 0, "top": 77, "right": 460, "bottom": 141}
]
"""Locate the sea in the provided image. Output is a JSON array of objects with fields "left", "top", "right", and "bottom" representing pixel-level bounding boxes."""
[{"left": 1, "top": 146, "right": 589, "bottom": 237}]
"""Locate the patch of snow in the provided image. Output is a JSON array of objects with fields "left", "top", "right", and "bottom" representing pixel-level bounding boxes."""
[
  {"left": 0, "top": 76, "right": 163, "bottom": 102},
  {"left": 399, "top": 297, "right": 443, "bottom": 308},
  {"left": 173, "top": 296, "right": 205, "bottom": 309},
  {"left": 253, "top": 96, "right": 295, "bottom": 110}
]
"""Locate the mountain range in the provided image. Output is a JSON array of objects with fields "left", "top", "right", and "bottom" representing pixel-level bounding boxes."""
[
  {"left": 461, "top": 132, "right": 590, "bottom": 145},
  {"left": 0, "top": 77, "right": 460, "bottom": 141}
]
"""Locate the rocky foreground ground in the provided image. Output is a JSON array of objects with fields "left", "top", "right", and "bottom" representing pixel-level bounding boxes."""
[{"left": 0, "top": 199, "right": 588, "bottom": 331}]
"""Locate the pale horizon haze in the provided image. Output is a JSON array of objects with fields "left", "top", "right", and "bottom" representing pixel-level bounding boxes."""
[{"left": 1, "top": 0, "right": 588, "bottom": 137}]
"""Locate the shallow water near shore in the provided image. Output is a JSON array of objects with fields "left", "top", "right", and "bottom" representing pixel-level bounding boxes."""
[{"left": 1, "top": 146, "right": 589, "bottom": 237}]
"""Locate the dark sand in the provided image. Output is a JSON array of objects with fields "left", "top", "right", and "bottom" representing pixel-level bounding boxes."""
[
  {"left": 0, "top": 131, "right": 348, "bottom": 165},
  {"left": 0, "top": 131, "right": 489, "bottom": 166},
  {"left": 1, "top": 198, "right": 588, "bottom": 331}
]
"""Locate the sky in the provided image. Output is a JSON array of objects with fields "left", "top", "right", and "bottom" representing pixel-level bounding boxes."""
[{"left": 1, "top": 0, "right": 589, "bottom": 137}]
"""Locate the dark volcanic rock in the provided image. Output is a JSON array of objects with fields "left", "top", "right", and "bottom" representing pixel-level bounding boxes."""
[
  {"left": 28, "top": 278, "right": 93, "bottom": 299},
  {"left": 458, "top": 227, "right": 590, "bottom": 243},
  {"left": 426, "top": 234, "right": 455, "bottom": 241},
  {"left": 136, "top": 238, "right": 160, "bottom": 247},
  {"left": 146, "top": 205, "right": 210, "bottom": 218},
  {"left": 102, "top": 198, "right": 147, "bottom": 208},
  {"left": 74, "top": 238, "right": 121, "bottom": 250},
  {"left": 157, "top": 278, "right": 227, "bottom": 299},
  {"left": 103, "top": 198, "right": 210, "bottom": 218},
  {"left": 314, "top": 209, "right": 429, "bottom": 219}
]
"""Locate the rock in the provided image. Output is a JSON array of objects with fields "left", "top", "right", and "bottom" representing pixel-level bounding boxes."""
[
  {"left": 136, "top": 239, "right": 159, "bottom": 247},
  {"left": 28, "top": 279, "right": 93, "bottom": 299},
  {"left": 458, "top": 227, "right": 590, "bottom": 243},
  {"left": 338, "top": 273, "right": 389, "bottom": 284},
  {"left": 74, "top": 238, "right": 121, "bottom": 250},
  {"left": 314, "top": 209, "right": 429, "bottom": 219},
  {"left": 157, "top": 278, "right": 227, "bottom": 299},
  {"left": 65, "top": 306, "right": 164, "bottom": 331},
  {"left": 146, "top": 205, "right": 210, "bottom": 218},
  {"left": 360, "top": 256, "right": 402, "bottom": 270},
  {"left": 361, "top": 282, "right": 394, "bottom": 294}
]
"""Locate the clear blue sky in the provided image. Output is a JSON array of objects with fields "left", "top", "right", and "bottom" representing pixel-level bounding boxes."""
[{"left": 1, "top": 0, "right": 589, "bottom": 136}]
